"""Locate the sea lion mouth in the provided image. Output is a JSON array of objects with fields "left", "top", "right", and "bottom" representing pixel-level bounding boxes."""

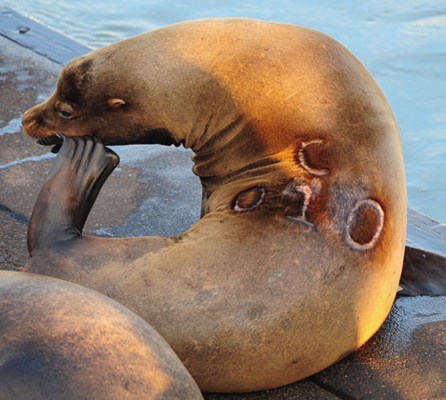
[{"left": 37, "top": 134, "right": 64, "bottom": 153}]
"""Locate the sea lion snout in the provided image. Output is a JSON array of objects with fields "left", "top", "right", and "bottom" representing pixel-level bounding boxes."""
[
  {"left": 22, "top": 99, "right": 66, "bottom": 153},
  {"left": 22, "top": 100, "right": 53, "bottom": 139}
]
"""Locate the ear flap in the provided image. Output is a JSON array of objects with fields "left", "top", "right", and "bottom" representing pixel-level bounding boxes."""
[{"left": 107, "top": 98, "right": 126, "bottom": 109}]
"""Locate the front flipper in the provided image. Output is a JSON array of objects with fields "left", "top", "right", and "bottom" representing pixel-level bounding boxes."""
[
  {"left": 400, "top": 209, "right": 446, "bottom": 296},
  {"left": 27, "top": 136, "right": 119, "bottom": 255}
]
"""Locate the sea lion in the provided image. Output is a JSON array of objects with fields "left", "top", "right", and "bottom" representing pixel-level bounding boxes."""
[
  {"left": 0, "top": 270, "right": 203, "bottom": 400},
  {"left": 22, "top": 18, "right": 407, "bottom": 392}
]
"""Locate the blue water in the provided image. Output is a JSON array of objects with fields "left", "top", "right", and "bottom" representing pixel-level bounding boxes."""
[{"left": 3, "top": 0, "right": 446, "bottom": 223}]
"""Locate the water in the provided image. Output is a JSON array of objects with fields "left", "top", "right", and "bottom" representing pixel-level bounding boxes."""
[{"left": 3, "top": 0, "right": 446, "bottom": 222}]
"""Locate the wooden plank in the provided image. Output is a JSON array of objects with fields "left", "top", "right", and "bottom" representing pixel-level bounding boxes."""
[
  {"left": 402, "top": 209, "right": 446, "bottom": 296},
  {"left": 0, "top": 6, "right": 90, "bottom": 65},
  {"left": 406, "top": 208, "right": 446, "bottom": 256}
]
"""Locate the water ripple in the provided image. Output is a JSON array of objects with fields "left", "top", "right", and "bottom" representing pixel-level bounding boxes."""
[
  {"left": 0, "top": 117, "right": 22, "bottom": 136},
  {"left": 0, "top": 153, "right": 55, "bottom": 170}
]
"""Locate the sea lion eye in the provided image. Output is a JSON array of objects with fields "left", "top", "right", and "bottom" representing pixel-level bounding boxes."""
[
  {"left": 55, "top": 101, "right": 77, "bottom": 120},
  {"left": 58, "top": 109, "right": 75, "bottom": 120}
]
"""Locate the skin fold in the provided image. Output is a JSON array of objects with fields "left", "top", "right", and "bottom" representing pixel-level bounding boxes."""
[{"left": 21, "top": 19, "right": 408, "bottom": 392}]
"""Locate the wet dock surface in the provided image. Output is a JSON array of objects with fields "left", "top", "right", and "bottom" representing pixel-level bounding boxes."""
[{"left": 0, "top": 9, "right": 445, "bottom": 399}]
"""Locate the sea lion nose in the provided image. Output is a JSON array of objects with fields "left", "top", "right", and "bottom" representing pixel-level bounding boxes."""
[
  {"left": 21, "top": 111, "right": 34, "bottom": 134},
  {"left": 22, "top": 108, "right": 31, "bottom": 127},
  {"left": 22, "top": 106, "right": 45, "bottom": 138}
]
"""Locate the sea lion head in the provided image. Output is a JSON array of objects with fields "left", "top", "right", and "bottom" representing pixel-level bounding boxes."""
[{"left": 22, "top": 53, "right": 175, "bottom": 149}]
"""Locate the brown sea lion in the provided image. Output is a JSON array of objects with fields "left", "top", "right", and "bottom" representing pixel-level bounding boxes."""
[
  {"left": 0, "top": 270, "right": 203, "bottom": 400},
  {"left": 22, "top": 18, "right": 407, "bottom": 392}
]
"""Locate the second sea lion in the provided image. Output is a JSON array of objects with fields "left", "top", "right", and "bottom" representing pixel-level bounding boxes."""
[{"left": 0, "top": 270, "right": 203, "bottom": 400}]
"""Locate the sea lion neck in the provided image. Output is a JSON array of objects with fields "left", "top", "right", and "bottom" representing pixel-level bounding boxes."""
[
  {"left": 171, "top": 104, "right": 283, "bottom": 210},
  {"left": 183, "top": 113, "right": 268, "bottom": 189},
  {"left": 119, "top": 54, "right": 271, "bottom": 192}
]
